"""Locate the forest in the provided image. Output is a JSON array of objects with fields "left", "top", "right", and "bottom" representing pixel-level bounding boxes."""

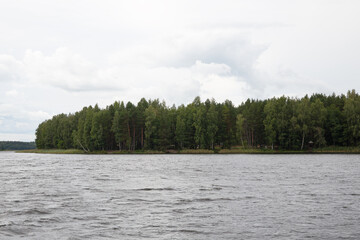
[
  {"left": 0, "top": 141, "right": 36, "bottom": 150},
  {"left": 35, "top": 90, "right": 360, "bottom": 152}
]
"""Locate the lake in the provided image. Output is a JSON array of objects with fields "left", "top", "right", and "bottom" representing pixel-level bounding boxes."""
[{"left": 0, "top": 152, "right": 360, "bottom": 239}]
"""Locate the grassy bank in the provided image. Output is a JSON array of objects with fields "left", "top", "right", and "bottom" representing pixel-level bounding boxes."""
[
  {"left": 18, "top": 149, "right": 86, "bottom": 154},
  {"left": 218, "top": 146, "right": 360, "bottom": 154},
  {"left": 18, "top": 148, "right": 217, "bottom": 154},
  {"left": 311, "top": 146, "right": 360, "bottom": 153},
  {"left": 179, "top": 149, "right": 214, "bottom": 154},
  {"left": 17, "top": 146, "right": 360, "bottom": 154},
  {"left": 17, "top": 149, "right": 164, "bottom": 154}
]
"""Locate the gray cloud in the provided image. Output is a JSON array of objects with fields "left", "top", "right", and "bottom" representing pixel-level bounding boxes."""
[
  {"left": 1, "top": 0, "right": 360, "bottom": 140},
  {"left": 0, "top": 55, "right": 23, "bottom": 82}
]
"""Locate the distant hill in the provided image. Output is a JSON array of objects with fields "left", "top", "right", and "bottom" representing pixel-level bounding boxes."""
[{"left": 0, "top": 141, "right": 36, "bottom": 150}]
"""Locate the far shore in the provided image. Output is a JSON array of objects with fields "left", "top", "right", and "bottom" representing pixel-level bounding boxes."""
[{"left": 17, "top": 147, "right": 360, "bottom": 154}]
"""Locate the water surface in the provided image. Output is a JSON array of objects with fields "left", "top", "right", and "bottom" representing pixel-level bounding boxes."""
[{"left": 1, "top": 152, "right": 360, "bottom": 239}]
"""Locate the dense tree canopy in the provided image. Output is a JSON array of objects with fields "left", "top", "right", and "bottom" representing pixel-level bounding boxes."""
[
  {"left": 0, "top": 141, "right": 36, "bottom": 150},
  {"left": 36, "top": 90, "right": 360, "bottom": 151}
]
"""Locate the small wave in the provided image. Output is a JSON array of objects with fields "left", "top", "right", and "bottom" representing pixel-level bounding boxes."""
[
  {"left": 244, "top": 196, "right": 255, "bottom": 199},
  {"left": 1, "top": 227, "right": 27, "bottom": 236},
  {"left": 144, "top": 224, "right": 161, "bottom": 228},
  {"left": 24, "top": 209, "right": 51, "bottom": 215},
  {"left": 212, "top": 184, "right": 236, "bottom": 189},
  {"left": 172, "top": 209, "right": 185, "bottom": 213},
  {"left": 308, "top": 215, "right": 324, "bottom": 219},
  {"left": 197, "top": 198, "right": 215, "bottom": 202},
  {"left": 127, "top": 198, "right": 160, "bottom": 203},
  {"left": 44, "top": 193, "right": 63, "bottom": 198},
  {"left": 199, "top": 187, "right": 222, "bottom": 191},
  {"left": 174, "top": 229, "right": 207, "bottom": 234},
  {"left": 0, "top": 221, "right": 14, "bottom": 227},
  {"left": 176, "top": 197, "right": 233, "bottom": 204},
  {"left": 37, "top": 217, "right": 62, "bottom": 223},
  {"left": 172, "top": 207, "right": 197, "bottom": 213},
  {"left": 72, "top": 216, "right": 99, "bottom": 221},
  {"left": 137, "top": 187, "right": 174, "bottom": 191},
  {"left": 94, "top": 178, "right": 112, "bottom": 181}
]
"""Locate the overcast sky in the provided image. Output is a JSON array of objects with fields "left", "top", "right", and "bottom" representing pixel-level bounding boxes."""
[{"left": 1, "top": 0, "right": 360, "bottom": 141}]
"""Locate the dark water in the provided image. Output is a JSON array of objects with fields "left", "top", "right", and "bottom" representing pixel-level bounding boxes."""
[{"left": 0, "top": 152, "right": 360, "bottom": 239}]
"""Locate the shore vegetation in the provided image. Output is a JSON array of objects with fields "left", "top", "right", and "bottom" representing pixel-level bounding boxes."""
[{"left": 34, "top": 90, "right": 360, "bottom": 153}]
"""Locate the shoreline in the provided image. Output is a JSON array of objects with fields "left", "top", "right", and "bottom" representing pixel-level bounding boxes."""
[{"left": 17, "top": 148, "right": 360, "bottom": 155}]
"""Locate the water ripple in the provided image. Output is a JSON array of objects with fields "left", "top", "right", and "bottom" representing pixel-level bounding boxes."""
[{"left": 0, "top": 152, "right": 360, "bottom": 239}]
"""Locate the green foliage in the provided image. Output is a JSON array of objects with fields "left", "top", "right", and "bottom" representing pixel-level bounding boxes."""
[
  {"left": 175, "top": 115, "right": 186, "bottom": 149},
  {"left": 35, "top": 90, "right": 360, "bottom": 151},
  {"left": 263, "top": 98, "right": 277, "bottom": 149},
  {"left": 344, "top": 90, "right": 360, "bottom": 145},
  {"left": 111, "top": 102, "right": 130, "bottom": 150},
  {"left": 179, "top": 149, "right": 214, "bottom": 154},
  {"left": 239, "top": 99, "right": 265, "bottom": 148},
  {"left": 236, "top": 114, "right": 245, "bottom": 147},
  {"left": 0, "top": 141, "right": 36, "bottom": 150},
  {"left": 19, "top": 149, "right": 85, "bottom": 154},
  {"left": 193, "top": 99, "right": 206, "bottom": 149},
  {"left": 144, "top": 104, "right": 159, "bottom": 149},
  {"left": 206, "top": 100, "right": 218, "bottom": 149}
]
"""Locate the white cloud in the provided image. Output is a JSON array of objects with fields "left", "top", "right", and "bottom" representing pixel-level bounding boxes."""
[
  {"left": 15, "top": 122, "right": 29, "bottom": 129},
  {"left": 24, "top": 48, "right": 107, "bottom": 91},
  {"left": 0, "top": 133, "right": 35, "bottom": 142},
  {"left": 0, "top": 55, "right": 24, "bottom": 82},
  {"left": 3, "top": 30, "right": 262, "bottom": 102},
  {"left": 26, "top": 110, "right": 52, "bottom": 121},
  {"left": 0, "top": 102, "right": 52, "bottom": 141},
  {"left": 5, "top": 90, "right": 19, "bottom": 97}
]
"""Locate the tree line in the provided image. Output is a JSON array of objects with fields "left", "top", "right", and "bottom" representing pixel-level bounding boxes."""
[
  {"left": 0, "top": 141, "right": 36, "bottom": 150},
  {"left": 35, "top": 90, "right": 360, "bottom": 151}
]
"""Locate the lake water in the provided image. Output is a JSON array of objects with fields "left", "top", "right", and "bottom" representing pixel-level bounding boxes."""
[{"left": 0, "top": 152, "right": 360, "bottom": 239}]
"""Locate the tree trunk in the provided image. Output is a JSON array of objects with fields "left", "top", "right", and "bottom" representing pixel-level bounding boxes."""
[
  {"left": 127, "top": 122, "right": 131, "bottom": 150},
  {"left": 301, "top": 131, "right": 305, "bottom": 150},
  {"left": 141, "top": 127, "right": 144, "bottom": 149},
  {"left": 77, "top": 139, "right": 89, "bottom": 153},
  {"left": 251, "top": 129, "right": 254, "bottom": 147},
  {"left": 132, "top": 122, "right": 136, "bottom": 150}
]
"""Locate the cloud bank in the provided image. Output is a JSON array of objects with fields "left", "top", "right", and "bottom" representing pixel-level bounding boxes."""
[{"left": 0, "top": 0, "right": 360, "bottom": 141}]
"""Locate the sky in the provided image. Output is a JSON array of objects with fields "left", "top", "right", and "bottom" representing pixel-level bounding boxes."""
[{"left": 0, "top": 0, "right": 360, "bottom": 141}]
